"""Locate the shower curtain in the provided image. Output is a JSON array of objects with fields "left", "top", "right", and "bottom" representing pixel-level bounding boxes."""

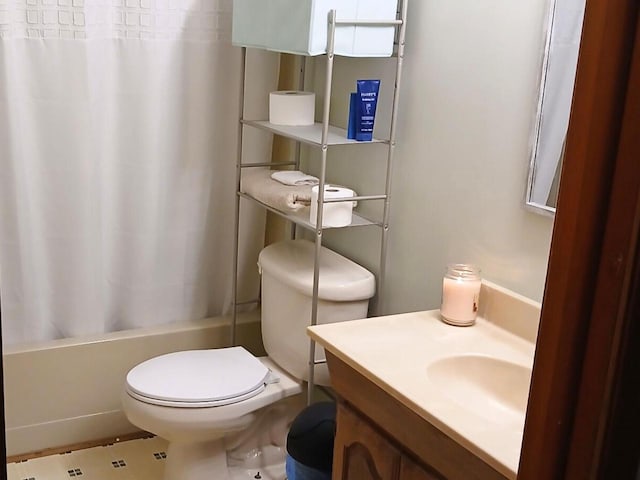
[{"left": 0, "top": 0, "right": 270, "bottom": 345}]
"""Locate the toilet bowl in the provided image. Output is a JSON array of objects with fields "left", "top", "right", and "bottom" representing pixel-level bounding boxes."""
[
  {"left": 123, "top": 349, "right": 303, "bottom": 480},
  {"left": 121, "top": 240, "right": 375, "bottom": 480}
]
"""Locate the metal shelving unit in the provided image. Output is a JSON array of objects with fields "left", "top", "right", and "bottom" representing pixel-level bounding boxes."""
[
  {"left": 232, "top": 0, "right": 408, "bottom": 405},
  {"left": 241, "top": 120, "right": 389, "bottom": 146}
]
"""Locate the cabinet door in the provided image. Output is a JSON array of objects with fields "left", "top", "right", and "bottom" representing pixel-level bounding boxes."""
[
  {"left": 333, "top": 403, "right": 402, "bottom": 480},
  {"left": 400, "top": 456, "right": 444, "bottom": 480}
]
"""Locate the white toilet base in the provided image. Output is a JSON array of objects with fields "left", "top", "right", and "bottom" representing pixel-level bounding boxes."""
[
  {"left": 161, "top": 439, "right": 289, "bottom": 480},
  {"left": 164, "top": 439, "right": 229, "bottom": 480},
  {"left": 122, "top": 357, "right": 305, "bottom": 479},
  {"left": 228, "top": 459, "right": 286, "bottom": 480},
  {"left": 158, "top": 396, "right": 303, "bottom": 479}
]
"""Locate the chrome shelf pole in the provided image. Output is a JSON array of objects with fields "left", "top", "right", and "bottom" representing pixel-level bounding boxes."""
[
  {"left": 231, "top": 47, "right": 247, "bottom": 346},
  {"left": 377, "top": 0, "right": 408, "bottom": 316},
  {"left": 307, "top": 9, "right": 337, "bottom": 406}
]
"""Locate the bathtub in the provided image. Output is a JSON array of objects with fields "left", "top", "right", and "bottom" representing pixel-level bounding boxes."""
[{"left": 3, "top": 311, "right": 264, "bottom": 457}]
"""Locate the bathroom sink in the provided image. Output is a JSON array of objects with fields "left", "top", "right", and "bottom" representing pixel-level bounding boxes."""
[
  {"left": 308, "top": 288, "right": 541, "bottom": 478},
  {"left": 426, "top": 355, "right": 532, "bottom": 426}
]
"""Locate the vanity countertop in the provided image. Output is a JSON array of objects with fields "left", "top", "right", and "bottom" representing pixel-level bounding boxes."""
[{"left": 308, "top": 308, "right": 537, "bottom": 479}]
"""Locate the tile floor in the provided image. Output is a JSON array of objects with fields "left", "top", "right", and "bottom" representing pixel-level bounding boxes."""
[
  {"left": 7, "top": 436, "right": 168, "bottom": 480},
  {"left": 7, "top": 436, "right": 287, "bottom": 480}
]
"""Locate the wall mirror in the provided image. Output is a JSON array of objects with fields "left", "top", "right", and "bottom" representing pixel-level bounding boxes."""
[{"left": 526, "top": 0, "right": 586, "bottom": 215}]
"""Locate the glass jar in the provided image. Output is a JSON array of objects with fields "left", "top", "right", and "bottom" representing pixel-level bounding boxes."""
[{"left": 440, "top": 264, "right": 481, "bottom": 326}]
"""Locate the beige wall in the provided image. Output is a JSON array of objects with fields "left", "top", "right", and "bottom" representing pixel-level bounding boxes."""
[{"left": 305, "top": 0, "right": 555, "bottom": 313}]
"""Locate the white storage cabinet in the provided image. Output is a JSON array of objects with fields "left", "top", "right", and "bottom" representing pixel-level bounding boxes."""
[{"left": 232, "top": 0, "right": 398, "bottom": 57}]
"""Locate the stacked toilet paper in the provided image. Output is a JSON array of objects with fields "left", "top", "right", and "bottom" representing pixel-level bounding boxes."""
[
  {"left": 310, "top": 185, "right": 355, "bottom": 228},
  {"left": 269, "top": 91, "right": 315, "bottom": 126}
]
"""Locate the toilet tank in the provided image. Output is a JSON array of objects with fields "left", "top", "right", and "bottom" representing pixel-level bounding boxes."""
[{"left": 257, "top": 239, "right": 375, "bottom": 386}]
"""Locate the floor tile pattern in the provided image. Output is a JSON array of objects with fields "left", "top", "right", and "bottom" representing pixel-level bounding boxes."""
[
  {"left": 7, "top": 436, "right": 168, "bottom": 480},
  {"left": 7, "top": 436, "right": 288, "bottom": 480}
]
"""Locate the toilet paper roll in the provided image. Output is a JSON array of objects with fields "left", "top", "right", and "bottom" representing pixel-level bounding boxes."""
[
  {"left": 310, "top": 185, "right": 355, "bottom": 228},
  {"left": 269, "top": 91, "right": 315, "bottom": 126}
]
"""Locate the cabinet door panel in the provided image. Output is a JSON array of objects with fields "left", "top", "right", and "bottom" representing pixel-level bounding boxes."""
[
  {"left": 333, "top": 403, "right": 401, "bottom": 480},
  {"left": 400, "top": 456, "right": 444, "bottom": 480}
]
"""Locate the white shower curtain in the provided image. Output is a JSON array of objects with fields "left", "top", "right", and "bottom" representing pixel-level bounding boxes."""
[{"left": 0, "top": 0, "right": 271, "bottom": 345}]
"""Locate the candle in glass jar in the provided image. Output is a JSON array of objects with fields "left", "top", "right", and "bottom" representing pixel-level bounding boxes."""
[{"left": 440, "top": 264, "right": 481, "bottom": 326}]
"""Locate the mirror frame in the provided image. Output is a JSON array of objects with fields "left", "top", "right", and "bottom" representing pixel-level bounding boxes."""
[
  {"left": 526, "top": 0, "right": 559, "bottom": 217},
  {"left": 526, "top": 0, "right": 584, "bottom": 217}
]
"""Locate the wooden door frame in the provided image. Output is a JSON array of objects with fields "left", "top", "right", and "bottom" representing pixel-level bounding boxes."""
[
  {"left": 0, "top": 304, "right": 6, "bottom": 479},
  {"left": 565, "top": 12, "right": 640, "bottom": 478},
  {"left": 597, "top": 214, "right": 640, "bottom": 478},
  {"left": 519, "top": 0, "right": 640, "bottom": 478}
]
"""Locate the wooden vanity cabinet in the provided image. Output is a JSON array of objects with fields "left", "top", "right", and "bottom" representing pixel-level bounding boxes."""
[
  {"left": 326, "top": 352, "right": 508, "bottom": 480},
  {"left": 400, "top": 458, "right": 443, "bottom": 480},
  {"left": 333, "top": 402, "right": 442, "bottom": 480},
  {"left": 333, "top": 402, "right": 401, "bottom": 479}
]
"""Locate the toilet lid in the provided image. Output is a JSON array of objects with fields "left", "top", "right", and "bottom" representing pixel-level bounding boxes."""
[{"left": 126, "top": 347, "right": 270, "bottom": 407}]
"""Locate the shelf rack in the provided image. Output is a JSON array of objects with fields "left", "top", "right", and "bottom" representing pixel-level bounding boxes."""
[{"left": 231, "top": 0, "right": 408, "bottom": 405}]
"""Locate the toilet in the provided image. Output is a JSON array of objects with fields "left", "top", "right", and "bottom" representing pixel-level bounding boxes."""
[{"left": 121, "top": 239, "right": 375, "bottom": 480}]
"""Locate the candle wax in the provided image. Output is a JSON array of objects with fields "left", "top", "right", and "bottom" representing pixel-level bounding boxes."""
[{"left": 441, "top": 276, "right": 481, "bottom": 326}]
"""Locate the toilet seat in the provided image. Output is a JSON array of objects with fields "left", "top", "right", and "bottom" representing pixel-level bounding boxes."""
[{"left": 126, "top": 346, "right": 272, "bottom": 408}]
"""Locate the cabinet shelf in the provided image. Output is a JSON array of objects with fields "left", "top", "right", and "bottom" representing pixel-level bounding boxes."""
[
  {"left": 242, "top": 120, "right": 389, "bottom": 147},
  {"left": 238, "top": 192, "right": 381, "bottom": 230}
]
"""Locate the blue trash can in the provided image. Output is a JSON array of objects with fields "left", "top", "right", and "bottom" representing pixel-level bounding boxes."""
[{"left": 286, "top": 401, "right": 336, "bottom": 480}]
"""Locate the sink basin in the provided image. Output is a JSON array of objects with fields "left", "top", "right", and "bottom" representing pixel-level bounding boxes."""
[{"left": 426, "top": 355, "right": 532, "bottom": 426}]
